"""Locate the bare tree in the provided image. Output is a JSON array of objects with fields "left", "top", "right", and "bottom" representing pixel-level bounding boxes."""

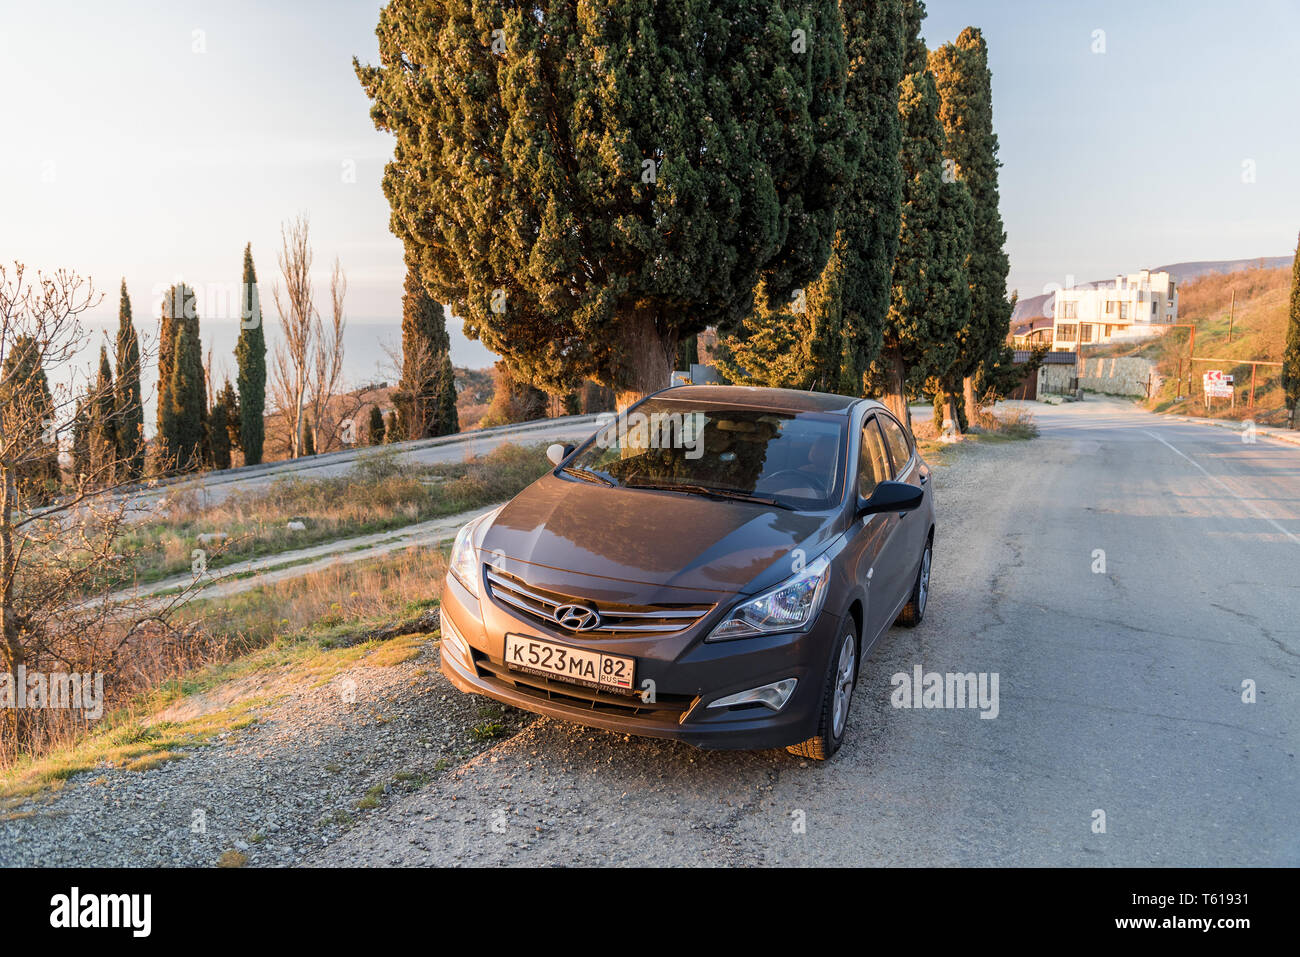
[
  {"left": 306, "top": 258, "right": 361, "bottom": 453},
  {"left": 271, "top": 226, "right": 359, "bottom": 458},
  {"left": 0, "top": 263, "right": 192, "bottom": 759},
  {"left": 272, "top": 215, "right": 316, "bottom": 458}
]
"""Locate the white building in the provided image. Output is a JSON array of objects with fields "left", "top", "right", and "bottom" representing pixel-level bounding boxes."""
[{"left": 1051, "top": 269, "right": 1178, "bottom": 351}]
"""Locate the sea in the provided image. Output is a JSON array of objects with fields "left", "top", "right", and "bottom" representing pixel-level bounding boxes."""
[{"left": 45, "top": 316, "right": 497, "bottom": 427}]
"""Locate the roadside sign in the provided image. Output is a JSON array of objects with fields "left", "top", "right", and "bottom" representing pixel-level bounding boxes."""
[{"left": 1203, "top": 370, "right": 1234, "bottom": 399}]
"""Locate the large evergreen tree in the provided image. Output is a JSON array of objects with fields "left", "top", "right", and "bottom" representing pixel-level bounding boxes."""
[
  {"left": 929, "top": 27, "right": 1013, "bottom": 423},
  {"left": 356, "top": 0, "right": 856, "bottom": 408},
  {"left": 0, "top": 336, "right": 60, "bottom": 503},
  {"left": 91, "top": 346, "right": 119, "bottom": 481},
  {"left": 156, "top": 285, "right": 181, "bottom": 452},
  {"left": 1285, "top": 231, "right": 1300, "bottom": 428},
  {"left": 163, "top": 303, "right": 207, "bottom": 472},
  {"left": 208, "top": 400, "right": 232, "bottom": 470},
  {"left": 215, "top": 378, "right": 241, "bottom": 458},
  {"left": 114, "top": 280, "right": 145, "bottom": 478},
  {"left": 367, "top": 405, "right": 386, "bottom": 446},
  {"left": 838, "top": 0, "right": 906, "bottom": 393},
  {"left": 868, "top": 0, "right": 968, "bottom": 426},
  {"left": 235, "top": 244, "right": 267, "bottom": 465},
  {"left": 395, "top": 264, "right": 452, "bottom": 439},
  {"left": 434, "top": 353, "right": 459, "bottom": 436},
  {"left": 717, "top": 244, "right": 845, "bottom": 390},
  {"left": 716, "top": 0, "right": 905, "bottom": 395}
]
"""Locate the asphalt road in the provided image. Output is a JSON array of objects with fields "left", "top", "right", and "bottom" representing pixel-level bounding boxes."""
[{"left": 315, "top": 397, "right": 1299, "bottom": 866}]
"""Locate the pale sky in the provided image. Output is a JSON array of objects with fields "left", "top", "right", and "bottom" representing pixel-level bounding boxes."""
[{"left": 3, "top": 0, "right": 1298, "bottom": 362}]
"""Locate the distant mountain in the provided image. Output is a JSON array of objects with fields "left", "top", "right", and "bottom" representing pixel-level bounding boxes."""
[{"left": 1011, "top": 256, "right": 1291, "bottom": 325}]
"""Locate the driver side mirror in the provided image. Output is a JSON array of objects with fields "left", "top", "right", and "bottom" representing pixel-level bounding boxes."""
[
  {"left": 858, "top": 480, "right": 923, "bottom": 517},
  {"left": 546, "top": 443, "right": 575, "bottom": 466}
]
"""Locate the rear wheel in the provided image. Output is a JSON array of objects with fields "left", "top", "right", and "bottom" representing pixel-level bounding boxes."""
[
  {"left": 895, "top": 537, "right": 932, "bottom": 628},
  {"left": 786, "top": 628, "right": 857, "bottom": 761}
]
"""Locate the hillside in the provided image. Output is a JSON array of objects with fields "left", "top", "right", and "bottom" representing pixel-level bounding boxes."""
[
  {"left": 1080, "top": 263, "right": 1293, "bottom": 425},
  {"left": 1012, "top": 255, "right": 1292, "bottom": 324}
]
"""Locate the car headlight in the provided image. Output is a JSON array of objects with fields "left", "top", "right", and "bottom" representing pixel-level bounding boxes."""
[
  {"left": 706, "top": 554, "right": 831, "bottom": 641},
  {"left": 448, "top": 512, "right": 492, "bottom": 597}
]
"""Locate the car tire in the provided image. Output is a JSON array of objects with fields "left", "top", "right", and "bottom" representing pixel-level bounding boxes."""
[
  {"left": 786, "top": 627, "right": 857, "bottom": 761},
  {"left": 895, "top": 536, "right": 932, "bottom": 628}
]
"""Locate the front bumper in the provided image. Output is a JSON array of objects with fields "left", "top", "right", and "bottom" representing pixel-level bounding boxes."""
[{"left": 438, "top": 566, "right": 842, "bottom": 751}]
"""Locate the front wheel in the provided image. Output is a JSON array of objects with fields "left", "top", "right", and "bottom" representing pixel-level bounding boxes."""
[
  {"left": 895, "top": 537, "right": 932, "bottom": 628},
  {"left": 786, "top": 628, "right": 857, "bottom": 761}
]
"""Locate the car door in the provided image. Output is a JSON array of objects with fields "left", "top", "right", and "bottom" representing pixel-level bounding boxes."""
[
  {"left": 849, "top": 414, "right": 907, "bottom": 644},
  {"left": 875, "top": 412, "right": 928, "bottom": 611}
]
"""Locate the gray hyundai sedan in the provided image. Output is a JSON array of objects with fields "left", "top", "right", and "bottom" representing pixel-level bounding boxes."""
[{"left": 439, "top": 385, "right": 934, "bottom": 759}]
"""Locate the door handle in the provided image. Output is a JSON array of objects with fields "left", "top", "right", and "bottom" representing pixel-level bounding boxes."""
[{"left": 919, "top": 472, "right": 929, "bottom": 485}]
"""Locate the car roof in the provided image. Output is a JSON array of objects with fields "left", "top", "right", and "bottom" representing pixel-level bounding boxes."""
[{"left": 655, "top": 384, "right": 878, "bottom": 415}]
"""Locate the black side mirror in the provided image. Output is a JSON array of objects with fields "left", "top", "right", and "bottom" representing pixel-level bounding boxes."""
[{"left": 858, "top": 480, "right": 923, "bottom": 517}]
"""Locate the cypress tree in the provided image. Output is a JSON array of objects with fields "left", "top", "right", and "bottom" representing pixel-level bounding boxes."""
[
  {"left": 434, "top": 353, "right": 459, "bottom": 436},
  {"left": 301, "top": 418, "right": 316, "bottom": 457},
  {"left": 167, "top": 318, "right": 206, "bottom": 472},
  {"left": 235, "top": 244, "right": 267, "bottom": 464},
  {"left": 114, "top": 280, "right": 145, "bottom": 478},
  {"left": 717, "top": 246, "right": 846, "bottom": 391},
  {"left": 367, "top": 405, "right": 386, "bottom": 445},
  {"left": 1285, "top": 231, "right": 1300, "bottom": 428},
  {"left": 91, "top": 345, "right": 119, "bottom": 481},
  {"left": 216, "top": 378, "right": 241, "bottom": 456},
  {"left": 868, "top": 2, "right": 967, "bottom": 427},
  {"left": 929, "top": 27, "right": 1013, "bottom": 422},
  {"left": 0, "top": 336, "right": 60, "bottom": 503},
  {"left": 676, "top": 335, "right": 699, "bottom": 371},
  {"left": 395, "top": 264, "right": 451, "bottom": 439},
  {"left": 715, "top": 0, "right": 904, "bottom": 397},
  {"left": 924, "top": 175, "right": 976, "bottom": 430},
  {"left": 838, "top": 0, "right": 907, "bottom": 393},
  {"left": 356, "top": 0, "right": 855, "bottom": 408},
  {"left": 71, "top": 394, "right": 91, "bottom": 481},
  {"left": 156, "top": 286, "right": 181, "bottom": 456},
  {"left": 208, "top": 400, "right": 232, "bottom": 470}
]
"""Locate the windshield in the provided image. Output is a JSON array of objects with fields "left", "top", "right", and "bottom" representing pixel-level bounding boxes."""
[{"left": 563, "top": 400, "right": 846, "bottom": 509}]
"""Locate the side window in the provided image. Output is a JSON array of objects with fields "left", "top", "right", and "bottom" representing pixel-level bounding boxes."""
[
  {"left": 877, "top": 415, "right": 913, "bottom": 479},
  {"left": 858, "top": 417, "right": 891, "bottom": 498}
]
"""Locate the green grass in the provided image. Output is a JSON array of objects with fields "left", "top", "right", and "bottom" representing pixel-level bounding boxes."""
[{"left": 0, "top": 696, "right": 269, "bottom": 802}]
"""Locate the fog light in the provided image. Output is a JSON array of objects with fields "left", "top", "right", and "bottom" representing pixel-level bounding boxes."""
[
  {"left": 439, "top": 608, "right": 471, "bottom": 666},
  {"left": 708, "top": 678, "right": 798, "bottom": 712}
]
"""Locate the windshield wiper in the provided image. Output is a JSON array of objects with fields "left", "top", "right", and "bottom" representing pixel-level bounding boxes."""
[
  {"left": 561, "top": 464, "right": 616, "bottom": 487},
  {"left": 626, "top": 480, "right": 793, "bottom": 510}
]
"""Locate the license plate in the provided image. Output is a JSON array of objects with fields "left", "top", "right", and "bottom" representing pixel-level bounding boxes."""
[{"left": 504, "top": 634, "right": 635, "bottom": 692}]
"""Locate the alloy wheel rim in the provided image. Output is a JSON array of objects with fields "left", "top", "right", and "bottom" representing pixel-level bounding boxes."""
[{"left": 832, "top": 633, "right": 855, "bottom": 738}]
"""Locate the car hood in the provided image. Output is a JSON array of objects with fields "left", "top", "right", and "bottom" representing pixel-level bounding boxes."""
[{"left": 478, "top": 474, "right": 839, "bottom": 595}]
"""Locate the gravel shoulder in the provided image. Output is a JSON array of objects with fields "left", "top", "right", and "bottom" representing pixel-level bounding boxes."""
[
  {"left": 305, "top": 434, "right": 1019, "bottom": 867},
  {"left": 0, "top": 430, "right": 1013, "bottom": 868},
  {"left": 0, "top": 631, "right": 533, "bottom": 866}
]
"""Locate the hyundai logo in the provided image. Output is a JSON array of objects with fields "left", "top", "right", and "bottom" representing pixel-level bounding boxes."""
[{"left": 553, "top": 603, "right": 601, "bottom": 631}]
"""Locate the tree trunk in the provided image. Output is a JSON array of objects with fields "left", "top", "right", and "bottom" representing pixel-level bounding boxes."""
[
  {"left": 944, "top": 392, "right": 960, "bottom": 433},
  {"left": 962, "top": 375, "right": 978, "bottom": 430},
  {"left": 612, "top": 306, "right": 675, "bottom": 411},
  {"left": 0, "top": 462, "right": 23, "bottom": 754},
  {"left": 880, "top": 345, "right": 910, "bottom": 429},
  {"left": 292, "top": 376, "right": 306, "bottom": 458}
]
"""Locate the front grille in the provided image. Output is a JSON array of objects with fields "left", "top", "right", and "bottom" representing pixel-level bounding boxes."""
[
  {"left": 484, "top": 566, "right": 714, "bottom": 637},
  {"left": 472, "top": 650, "right": 697, "bottom": 720}
]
